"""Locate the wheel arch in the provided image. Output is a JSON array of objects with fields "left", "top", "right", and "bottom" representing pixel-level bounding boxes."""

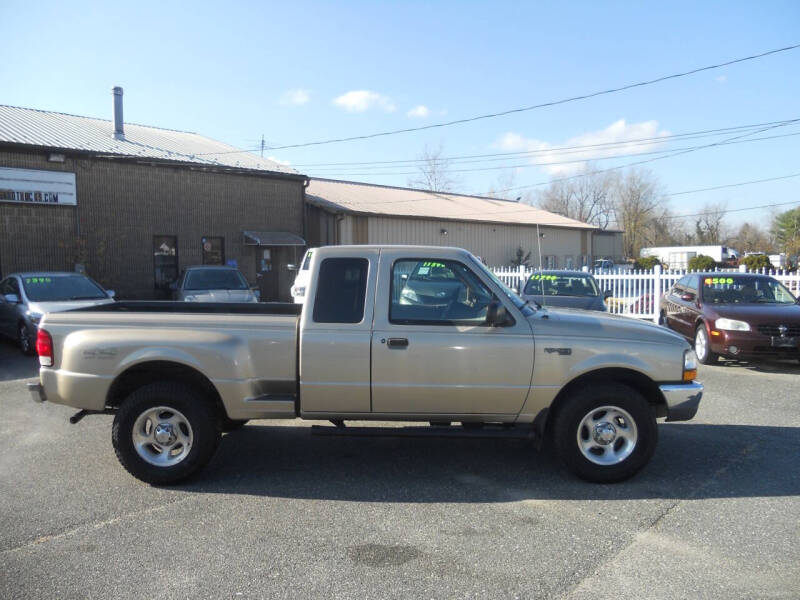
[
  {"left": 537, "top": 367, "right": 665, "bottom": 439},
  {"left": 106, "top": 360, "right": 226, "bottom": 419}
]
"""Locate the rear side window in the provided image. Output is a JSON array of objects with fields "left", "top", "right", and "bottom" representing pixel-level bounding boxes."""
[{"left": 313, "top": 258, "right": 368, "bottom": 323}]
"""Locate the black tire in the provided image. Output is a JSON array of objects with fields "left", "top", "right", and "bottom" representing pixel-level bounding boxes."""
[
  {"left": 18, "top": 322, "right": 35, "bottom": 356},
  {"left": 221, "top": 417, "right": 249, "bottom": 432},
  {"left": 552, "top": 382, "right": 658, "bottom": 483},
  {"left": 694, "top": 325, "right": 719, "bottom": 365},
  {"left": 112, "top": 382, "right": 221, "bottom": 485}
]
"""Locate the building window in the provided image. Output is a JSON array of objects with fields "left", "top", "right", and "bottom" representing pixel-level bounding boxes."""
[
  {"left": 544, "top": 255, "right": 558, "bottom": 269},
  {"left": 202, "top": 236, "right": 225, "bottom": 265},
  {"left": 153, "top": 235, "right": 178, "bottom": 290}
]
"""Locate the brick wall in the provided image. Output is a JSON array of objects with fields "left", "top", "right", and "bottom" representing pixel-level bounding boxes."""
[{"left": 0, "top": 148, "right": 305, "bottom": 300}]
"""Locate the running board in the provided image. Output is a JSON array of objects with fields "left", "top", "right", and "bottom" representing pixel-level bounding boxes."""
[{"left": 311, "top": 424, "right": 536, "bottom": 441}]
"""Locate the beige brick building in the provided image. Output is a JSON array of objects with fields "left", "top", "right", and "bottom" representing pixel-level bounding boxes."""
[{"left": 0, "top": 98, "right": 307, "bottom": 301}]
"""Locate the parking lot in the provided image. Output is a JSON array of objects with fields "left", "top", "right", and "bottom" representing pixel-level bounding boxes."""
[{"left": 1, "top": 339, "right": 798, "bottom": 599}]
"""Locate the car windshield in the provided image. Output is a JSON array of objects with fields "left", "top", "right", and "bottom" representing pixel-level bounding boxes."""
[
  {"left": 184, "top": 269, "right": 248, "bottom": 291},
  {"left": 466, "top": 253, "right": 535, "bottom": 316},
  {"left": 701, "top": 276, "right": 797, "bottom": 305},
  {"left": 524, "top": 273, "right": 599, "bottom": 297},
  {"left": 21, "top": 275, "right": 107, "bottom": 301}
]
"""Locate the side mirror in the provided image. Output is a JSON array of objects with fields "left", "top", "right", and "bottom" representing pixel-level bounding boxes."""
[
  {"left": 603, "top": 290, "right": 613, "bottom": 300},
  {"left": 486, "top": 301, "right": 509, "bottom": 327},
  {"left": 106, "top": 290, "right": 116, "bottom": 299},
  {"left": 4, "top": 293, "right": 20, "bottom": 304},
  {"left": 286, "top": 264, "right": 298, "bottom": 272}
]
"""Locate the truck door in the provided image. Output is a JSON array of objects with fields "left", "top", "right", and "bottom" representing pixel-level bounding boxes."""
[
  {"left": 371, "top": 252, "right": 534, "bottom": 417},
  {"left": 298, "top": 249, "right": 379, "bottom": 415}
]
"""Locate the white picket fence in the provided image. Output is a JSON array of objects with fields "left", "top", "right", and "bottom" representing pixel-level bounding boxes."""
[{"left": 490, "top": 265, "right": 800, "bottom": 323}]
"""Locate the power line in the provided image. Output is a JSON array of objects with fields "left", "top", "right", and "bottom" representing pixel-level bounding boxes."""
[
  {"left": 308, "top": 130, "right": 800, "bottom": 177},
  {"left": 482, "top": 120, "right": 798, "bottom": 196},
  {"left": 665, "top": 173, "right": 800, "bottom": 197},
  {"left": 291, "top": 119, "right": 800, "bottom": 167},
  {"left": 266, "top": 43, "right": 800, "bottom": 151},
  {"left": 194, "top": 43, "right": 800, "bottom": 156}
]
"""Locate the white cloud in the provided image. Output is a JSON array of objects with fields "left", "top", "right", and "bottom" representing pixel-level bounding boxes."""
[
  {"left": 715, "top": 75, "right": 727, "bottom": 84},
  {"left": 407, "top": 105, "right": 430, "bottom": 118},
  {"left": 267, "top": 156, "right": 291, "bottom": 166},
  {"left": 495, "top": 119, "right": 670, "bottom": 175},
  {"left": 280, "top": 89, "right": 311, "bottom": 106},
  {"left": 333, "top": 90, "right": 396, "bottom": 112}
]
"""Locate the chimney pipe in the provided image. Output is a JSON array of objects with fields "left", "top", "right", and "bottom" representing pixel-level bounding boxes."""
[{"left": 112, "top": 86, "right": 124, "bottom": 139}]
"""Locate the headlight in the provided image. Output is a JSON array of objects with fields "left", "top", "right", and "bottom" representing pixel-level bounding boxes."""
[
  {"left": 26, "top": 311, "right": 43, "bottom": 325},
  {"left": 715, "top": 318, "right": 751, "bottom": 332},
  {"left": 683, "top": 349, "right": 697, "bottom": 381}
]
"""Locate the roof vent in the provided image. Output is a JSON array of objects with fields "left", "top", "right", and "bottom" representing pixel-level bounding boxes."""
[{"left": 112, "top": 86, "right": 124, "bottom": 139}]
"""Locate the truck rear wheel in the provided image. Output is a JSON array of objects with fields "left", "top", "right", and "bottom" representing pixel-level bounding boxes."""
[
  {"left": 112, "top": 382, "right": 221, "bottom": 485},
  {"left": 552, "top": 383, "right": 657, "bottom": 483}
]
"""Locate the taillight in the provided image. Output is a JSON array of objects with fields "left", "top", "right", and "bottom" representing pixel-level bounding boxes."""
[{"left": 36, "top": 329, "right": 54, "bottom": 367}]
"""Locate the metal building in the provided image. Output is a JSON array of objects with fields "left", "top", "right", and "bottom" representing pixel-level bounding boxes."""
[{"left": 306, "top": 178, "right": 620, "bottom": 268}]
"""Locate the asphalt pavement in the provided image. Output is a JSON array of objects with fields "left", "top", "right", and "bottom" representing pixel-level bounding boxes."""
[{"left": 1, "top": 338, "right": 798, "bottom": 599}]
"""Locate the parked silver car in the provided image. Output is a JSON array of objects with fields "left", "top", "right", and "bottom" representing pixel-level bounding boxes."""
[
  {"left": 521, "top": 270, "right": 611, "bottom": 311},
  {"left": 172, "top": 266, "right": 259, "bottom": 303},
  {"left": 0, "top": 272, "right": 115, "bottom": 354}
]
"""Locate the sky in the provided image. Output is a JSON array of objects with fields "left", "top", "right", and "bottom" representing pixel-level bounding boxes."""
[{"left": 1, "top": 0, "right": 798, "bottom": 230}]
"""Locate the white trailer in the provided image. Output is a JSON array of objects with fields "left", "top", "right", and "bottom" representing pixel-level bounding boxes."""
[{"left": 640, "top": 245, "right": 739, "bottom": 269}]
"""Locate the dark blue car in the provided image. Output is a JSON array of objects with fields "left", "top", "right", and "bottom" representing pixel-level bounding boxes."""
[{"left": 520, "top": 270, "right": 610, "bottom": 311}]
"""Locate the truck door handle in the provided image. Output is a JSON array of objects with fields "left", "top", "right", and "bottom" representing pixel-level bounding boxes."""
[{"left": 387, "top": 338, "right": 409, "bottom": 349}]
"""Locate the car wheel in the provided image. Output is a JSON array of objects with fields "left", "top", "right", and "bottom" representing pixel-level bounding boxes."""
[
  {"left": 18, "top": 322, "right": 35, "bottom": 356},
  {"left": 221, "top": 417, "right": 249, "bottom": 432},
  {"left": 552, "top": 383, "right": 657, "bottom": 483},
  {"left": 694, "top": 325, "right": 718, "bottom": 365},
  {"left": 112, "top": 382, "right": 221, "bottom": 485}
]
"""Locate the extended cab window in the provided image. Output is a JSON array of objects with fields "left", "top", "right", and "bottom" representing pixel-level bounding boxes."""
[
  {"left": 313, "top": 258, "right": 368, "bottom": 323},
  {"left": 390, "top": 259, "right": 494, "bottom": 325}
]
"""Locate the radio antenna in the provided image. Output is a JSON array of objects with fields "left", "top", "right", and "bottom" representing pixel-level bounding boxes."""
[{"left": 537, "top": 223, "right": 547, "bottom": 310}]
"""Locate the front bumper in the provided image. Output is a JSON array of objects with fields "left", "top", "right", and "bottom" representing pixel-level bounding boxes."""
[
  {"left": 659, "top": 381, "right": 703, "bottom": 422},
  {"left": 711, "top": 330, "right": 799, "bottom": 358}
]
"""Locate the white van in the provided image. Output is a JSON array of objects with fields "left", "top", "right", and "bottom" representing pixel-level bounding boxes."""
[{"left": 290, "top": 248, "right": 316, "bottom": 303}]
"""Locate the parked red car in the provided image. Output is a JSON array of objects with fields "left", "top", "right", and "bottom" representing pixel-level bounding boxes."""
[{"left": 660, "top": 273, "right": 800, "bottom": 364}]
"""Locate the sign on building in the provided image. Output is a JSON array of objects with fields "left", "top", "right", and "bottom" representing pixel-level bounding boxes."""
[{"left": 0, "top": 167, "right": 77, "bottom": 206}]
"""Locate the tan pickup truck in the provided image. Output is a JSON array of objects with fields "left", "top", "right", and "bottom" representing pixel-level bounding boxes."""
[{"left": 29, "top": 245, "right": 702, "bottom": 484}]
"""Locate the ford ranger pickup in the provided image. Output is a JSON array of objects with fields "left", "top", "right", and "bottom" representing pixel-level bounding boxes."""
[{"left": 29, "top": 245, "right": 703, "bottom": 484}]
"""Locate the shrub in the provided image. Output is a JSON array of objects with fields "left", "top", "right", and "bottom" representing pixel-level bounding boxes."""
[
  {"left": 634, "top": 256, "right": 662, "bottom": 270},
  {"left": 688, "top": 254, "right": 716, "bottom": 271},
  {"left": 740, "top": 253, "right": 773, "bottom": 271}
]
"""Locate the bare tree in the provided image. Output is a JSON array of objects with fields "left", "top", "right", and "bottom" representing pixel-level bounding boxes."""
[
  {"left": 613, "top": 168, "right": 663, "bottom": 259},
  {"left": 408, "top": 143, "right": 459, "bottom": 192},
  {"left": 486, "top": 169, "right": 519, "bottom": 199},
  {"left": 691, "top": 202, "right": 728, "bottom": 245},
  {"left": 729, "top": 222, "right": 775, "bottom": 254},
  {"left": 534, "top": 165, "right": 617, "bottom": 228}
]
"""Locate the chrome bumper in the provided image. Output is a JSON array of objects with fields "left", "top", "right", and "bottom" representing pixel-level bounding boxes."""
[{"left": 659, "top": 381, "right": 703, "bottom": 422}]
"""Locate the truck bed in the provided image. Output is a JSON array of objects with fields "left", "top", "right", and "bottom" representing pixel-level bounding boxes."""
[{"left": 69, "top": 301, "right": 302, "bottom": 315}]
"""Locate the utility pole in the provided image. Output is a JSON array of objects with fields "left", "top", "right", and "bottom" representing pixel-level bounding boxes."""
[{"left": 260, "top": 134, "right": 265, "bottom": 158}]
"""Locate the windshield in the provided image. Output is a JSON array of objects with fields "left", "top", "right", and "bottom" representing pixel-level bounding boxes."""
[
  {"left": 185, "top": 269, "right": 248, "bottom": 291},
  {"left": 467, "top": 253, "right": 536, "bottom": 316},
  {"left": 524, "top": 273, "right": 599, "bottom": 297},
  {"left": 701, "top": 276, "right": 796, "bottom": 305},
  {"left": 22, "top": 275, "right": 107, "bottom": 301}
]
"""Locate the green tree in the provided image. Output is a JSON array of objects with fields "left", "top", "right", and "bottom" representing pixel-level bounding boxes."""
[
  {"left": 771, "top": 208, "right": 800, "bottom": 257},
  {"left": 634, "top": 256, "right": 662, "bottom": 270},
  {"left": 741, "top": 254, "right": 773, "bottom": 271},
  {"left": 688, "top": 254, "right": 716, "bottom": 271},
  {"left": 510, "top": 247, "right": 532, "bottom": 268}
]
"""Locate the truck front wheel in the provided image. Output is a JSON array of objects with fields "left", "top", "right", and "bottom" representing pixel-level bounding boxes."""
[
  {"left": 112, "top": 382, "right": 221, "bottom": 485},
  {"left": 552, "top": 383, "right": 657, "bottom": 483}
]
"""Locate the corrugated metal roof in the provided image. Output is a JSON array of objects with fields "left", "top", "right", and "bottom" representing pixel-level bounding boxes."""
[
  {"left": 0, "top": 104, "right": 298, "bottom": 175},
  {"left": 307, "top": 178, "right": 597, "bottom": 229}
]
